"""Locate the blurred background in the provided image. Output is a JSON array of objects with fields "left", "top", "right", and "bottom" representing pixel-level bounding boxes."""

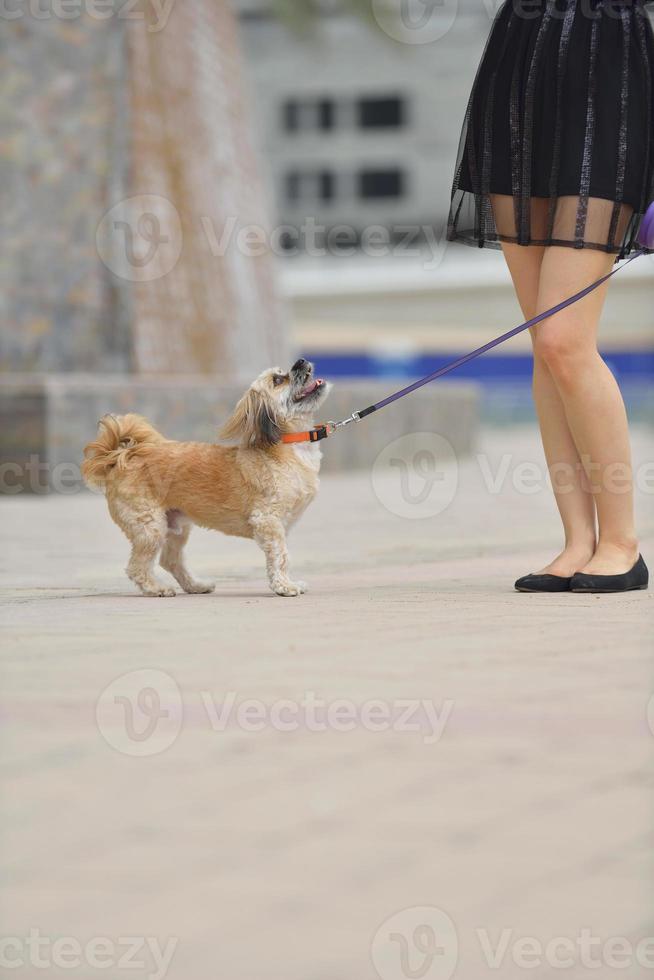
[
  {"left": 242, "top": 0, "right": 653, "bottom": 421},
  {"left": 1, "top": 5, "right": 653, "bottom": 980},
  {"left": 1, "top": 0, "right": 651, "bottom": 489}
]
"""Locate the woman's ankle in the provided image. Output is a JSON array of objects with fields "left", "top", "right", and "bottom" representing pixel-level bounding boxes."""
[
  {"left": 539, "top": 541, "right": 596, "bottom": 576},
  {"left": 595, "top": 537, "right": 639, "bottom": 561},
  {"left": 578, "top": 538, "right": 640, "bottom": 576},
  {"left": 562, "top": 537, "right": 596, "bottom": 560}
]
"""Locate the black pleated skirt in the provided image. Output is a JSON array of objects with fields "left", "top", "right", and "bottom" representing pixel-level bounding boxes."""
[{"left": 447, "top": 0, "right": 654, "bottom": 259}]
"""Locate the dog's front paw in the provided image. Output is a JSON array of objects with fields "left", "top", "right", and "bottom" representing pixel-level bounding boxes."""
[
  {"left": 142, "top": 586, "right": 177, "bottom": 598},
  {"left": 184, "top": 581, "right": 216, "bottom": 595},
  {"left": 272, "top": 579, "right": 307, "bottom": 597}
]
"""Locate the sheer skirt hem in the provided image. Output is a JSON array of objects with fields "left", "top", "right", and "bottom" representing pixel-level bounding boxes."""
[
  {"left": 446, "top": 229, "right": 652, "bottom": 260},
  {"left": 447, "top": 188, "right": 650, "bottom": 261}
]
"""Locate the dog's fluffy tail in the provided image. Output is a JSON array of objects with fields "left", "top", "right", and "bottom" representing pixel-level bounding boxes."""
[{"left": 82, "top": 414, "right": 165, "bottom": 489}]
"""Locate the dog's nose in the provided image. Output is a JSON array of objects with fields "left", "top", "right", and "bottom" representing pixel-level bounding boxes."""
[{"left": 292, "top": 358, "right": 310, "bottom": 373}]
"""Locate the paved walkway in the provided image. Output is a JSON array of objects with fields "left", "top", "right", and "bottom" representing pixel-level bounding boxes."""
[{"left": 1, "top": 428, "right": 653, "bottom": 980}]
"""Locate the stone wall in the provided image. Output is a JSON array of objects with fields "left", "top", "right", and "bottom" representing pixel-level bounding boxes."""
[
  {"left": 0, "top": 0, "right": 287, "bottom": 378},
  {"left": 0, "top": 11, "right": 131, "bottom": 373}
]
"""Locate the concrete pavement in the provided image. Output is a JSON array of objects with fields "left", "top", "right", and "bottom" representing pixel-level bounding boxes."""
[{"left": 1, "top": 426, "right": 653, "bottom": 980}]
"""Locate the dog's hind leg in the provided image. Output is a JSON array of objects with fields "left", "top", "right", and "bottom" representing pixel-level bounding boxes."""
[
  {"left": 160, "top": 516, "right": 215, "bottom": 595},
  {"left": 109, "top": 499, "right": 176, "bottom": 597},
  {"left": 250, "top": 511, "right": 306, "bottom": 597}
]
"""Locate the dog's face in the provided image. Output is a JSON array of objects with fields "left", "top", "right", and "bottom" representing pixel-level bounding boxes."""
[{"left": 221, "top": 359, "right": 331, "bottom": 448}]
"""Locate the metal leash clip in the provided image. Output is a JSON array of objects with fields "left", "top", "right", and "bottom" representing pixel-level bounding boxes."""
[{"left": 331, "top": 411, "right": 361, "bottom": 430}]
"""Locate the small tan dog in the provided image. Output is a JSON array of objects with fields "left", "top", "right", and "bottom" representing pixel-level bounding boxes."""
[{"left": 82, "top": 359, "right": 331, "bottom": 598}]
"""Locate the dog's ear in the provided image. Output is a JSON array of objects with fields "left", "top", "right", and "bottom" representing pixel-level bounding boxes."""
[{"left": 220, "top": 388, "right": 281, "bottom": 449}]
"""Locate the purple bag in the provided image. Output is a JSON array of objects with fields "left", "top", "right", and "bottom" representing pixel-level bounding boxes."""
[{"left": 638, "top": 201, "right": 654, "bottom": 249}]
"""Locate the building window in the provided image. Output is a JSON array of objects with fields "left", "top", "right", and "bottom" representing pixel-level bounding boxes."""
[
  {"left": 358, "top": 169, "right": 405, "bottom": 200},
  {"left": 285, "top": 170, "right": 336, "bottom": 204},
  {"left": 318, "top": 99, "right": 334, "bottom": 131},
  {"left": 358, "top": 96, "right": 405, "bottom": 129},
  {"left": 320, "top": 171, "right": 335, "bottom": 201},
  {"left": 283, "top": 98, "right": 335, "bottom": 133},
  {"left": 285, "top": 171, "right": 300, "bottom": 202},
  {"left": 284, "top": 101, "right": 299, "bottom": 133}
]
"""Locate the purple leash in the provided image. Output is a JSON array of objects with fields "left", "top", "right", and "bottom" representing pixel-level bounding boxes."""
[{"left": 322, "top": 203, "right": 654, "bottom": 437}]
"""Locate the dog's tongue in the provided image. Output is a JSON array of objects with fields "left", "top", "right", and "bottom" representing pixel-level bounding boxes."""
[{"left": 300, "top": 379, "right": 322, "bottom": 398}]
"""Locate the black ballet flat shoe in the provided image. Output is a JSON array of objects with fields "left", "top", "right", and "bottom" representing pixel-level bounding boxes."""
[
  {"left": 514, "top": 573, "right": 572, "bottom": 593},
  {"left": 570, "top": 555, "right": 649, "bottom": 594}
]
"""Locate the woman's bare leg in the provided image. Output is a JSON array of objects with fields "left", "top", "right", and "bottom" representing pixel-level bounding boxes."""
[
  {"left": 498, "top": 235, "right": 597, "bottom": 576},
  {"left": 533, "top": 246, "right": 638, "bottom": 574}
]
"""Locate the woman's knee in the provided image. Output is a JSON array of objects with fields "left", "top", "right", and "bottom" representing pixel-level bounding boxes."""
[{"left": 532, "top": 320, "right": 595, "bottom": 384}]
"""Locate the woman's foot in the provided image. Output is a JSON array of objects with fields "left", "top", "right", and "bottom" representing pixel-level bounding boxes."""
[
  {"left": 514, "top": 572, "right": 572, "bottom": 593},
  {"left": 536, "top": 543, "right": 596, "bottom": 578},
  {"left": 571, "top": 554, "right": 648, "bottom": 594},
  {"left": 514, "top": 541, "right": 595, "bottom": 593},
  {"left": 577, "top": 541, "right": 639, "bottom": 576}
]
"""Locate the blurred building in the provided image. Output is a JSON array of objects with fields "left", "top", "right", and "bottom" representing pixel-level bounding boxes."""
[
  {"left": 231, "top": 0, "right": 514, "bottom": 411},
  {"left": 235, "top": 0, "right": 495, "bottom": 249},
  {"left": 0, "top": 0, "right": 480, "bottom": 490},
  {"left": 234, "top": 0, "right": 653, "bottom": 425}
]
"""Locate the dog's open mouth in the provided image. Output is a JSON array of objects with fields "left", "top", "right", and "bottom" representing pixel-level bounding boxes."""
[{"left": 294, "top": 378, "right": 324, "bottom": 401}]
